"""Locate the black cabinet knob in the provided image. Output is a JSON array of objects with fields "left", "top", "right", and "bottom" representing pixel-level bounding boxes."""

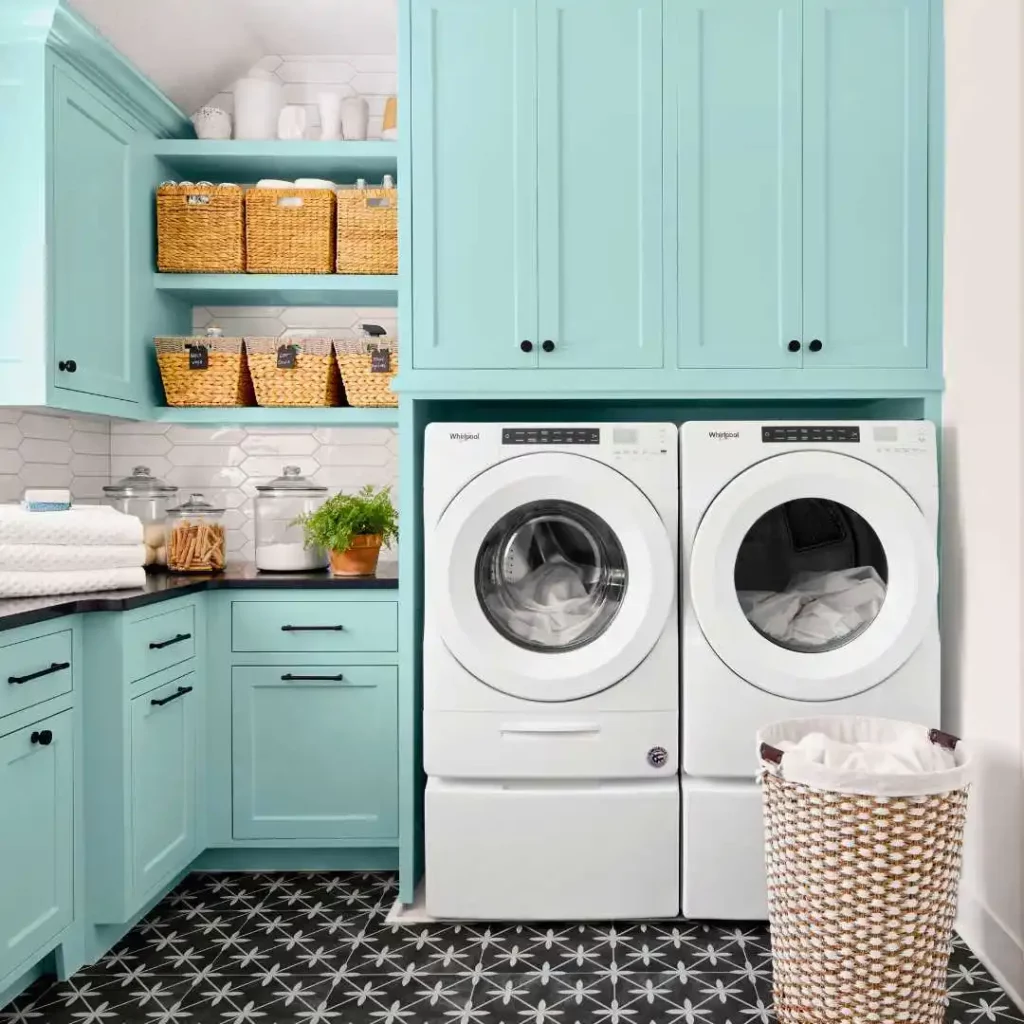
[
  {"left": 787, "top": 340, "right": 801, "bottom": 353},
  {"left": 58, "top": 360, "right": 77, "bottom": 373},
  {"left": 541, "top": 340, "right": 555, "bottom": 353},
  {"left": 808, "top": 339, "right": 823, "bottom": 352},
  {"left": 30, "top": 729, "right": 53, "bottom": 746},
  {"left": 520, "top": 340, "right": 533, "bottom": 353}
]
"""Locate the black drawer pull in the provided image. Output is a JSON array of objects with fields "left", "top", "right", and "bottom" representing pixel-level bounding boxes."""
[
  {"left": 281, "top": 673, "right": 345, "bottom": 682},
  {"left": 149, "top": 632, "right": 192, "bottom": 650},
  {"left": 9, "top": 661, "right": 70, "bottom": 685},
  {"left": 150, "top": 685, "right": 193, "bottom": 707},
  {"left": 280, "top": 624, "right": 344, "bottom": 632},
  {"left": 31, "top": 729, "right": 53, "bottom": 746}
]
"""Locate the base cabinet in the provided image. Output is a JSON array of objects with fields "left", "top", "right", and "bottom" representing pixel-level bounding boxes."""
[
  {"left": 0, "top": 711, "right": 73, "bottom": 981},
  {"left": 231, "top": 666, "right": 398, "bottom": 841}
]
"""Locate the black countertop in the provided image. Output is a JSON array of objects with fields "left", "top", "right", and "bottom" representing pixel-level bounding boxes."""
[{"left": 0, "top": 562, "right": 399, "bottom": 633}]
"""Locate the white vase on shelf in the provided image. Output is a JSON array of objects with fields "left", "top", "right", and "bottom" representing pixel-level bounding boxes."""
[
  {"left": 233, "top": 73, "right": 283, "bottom": 140},
  {"left": 341, "top": 96, "right": 369, "bottom": 141},
  {"left": 318, "top": 92, "right": 343, "bottom": 141}
]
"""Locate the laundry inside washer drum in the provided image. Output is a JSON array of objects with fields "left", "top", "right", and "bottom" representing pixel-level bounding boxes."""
[{"left": 475, "top": 501, "right": 627, "bottom": 652}]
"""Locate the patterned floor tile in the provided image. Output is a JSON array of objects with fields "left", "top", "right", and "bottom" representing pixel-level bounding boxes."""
[{"left": 4, "top": 872, "right": 1023, "bottom": 1024}]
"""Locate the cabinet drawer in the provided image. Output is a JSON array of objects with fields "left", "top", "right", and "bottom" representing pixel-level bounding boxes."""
[
  {"left": 231, "top": 665, "right": 398, "bottom": 840},
  {"left": 231, "top": 601, "right": 397, "bottom": 653},
  {"left": 125, "top": 604, "right": 195, "bottom": 683},
  {"left": 0, "top": 630, "right": 73, "bottom": 719}
]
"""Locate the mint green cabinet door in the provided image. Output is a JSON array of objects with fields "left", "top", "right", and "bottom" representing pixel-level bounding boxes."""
[
  {"left": 130, "top": 674, "right": 197, "bottom": 900},
  {"left": 669, "top": 0, "right": 802, "bottom": 369},
  {"left": 232, "top": 666, "right": 398, "bottom": 841},
  {"left": 411, "top": 0, "right": 538, "bottom": 369},
  {"left": 51, "top": 69, "right": 135, "bottom": 402},
  {"left": 536, "top": 0, "right": 663, "bottom": 369},
  {"left": 0, "top": 711, "right": 72, "bottom": 980},
  {"left": 802, "top": 0, "right": 929, "bottom": 369}
]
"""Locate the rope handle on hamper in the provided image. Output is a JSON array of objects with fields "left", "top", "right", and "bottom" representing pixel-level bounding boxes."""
[{"left": 929, "top": 727, "right": 960, "bottom": 750}]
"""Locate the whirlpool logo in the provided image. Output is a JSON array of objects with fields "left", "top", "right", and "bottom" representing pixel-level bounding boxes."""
[
  {"left": 449, "top": 432, "right": 480, "bottom": 442},
  {"left": 708, "top": 431, "right": 740, "bottom": 440}
]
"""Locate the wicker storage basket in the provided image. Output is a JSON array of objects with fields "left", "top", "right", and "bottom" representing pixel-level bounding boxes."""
[
  {"left": 155, "top": 335, "right": 255, "bottom": 407},
  {"left": 245, "top": 188, "right": 336, "bottom": 274},
  {"left": 758, "top": 717, "right": 971, "bottom": 1024},
  {"left": 336, "top": 184, "right": 398, "bottom": 275},
  {"left": 156, "top": 183, "right": 244, "bottom": 273},
  {"left": 334, "top": 330, "right": 398, "bottom": 408},
  {"left": 245, "top": 336, "right": 340, "bottom": 407}
]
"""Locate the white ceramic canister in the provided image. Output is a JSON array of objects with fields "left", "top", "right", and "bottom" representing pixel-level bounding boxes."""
[
  {"left": 318, "top": 92, "right": 343, "bottom": 140},
  {"left": 191, "top": 106, "right": 232, "bottom": 140},
  {"left": 233, "top": 72, "right": 284, "bottom": 140},
  {"left": 341, "top": 95, "right": 370, "bottom": 141}
]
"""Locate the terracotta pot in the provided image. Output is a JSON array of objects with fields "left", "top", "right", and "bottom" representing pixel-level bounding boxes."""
[{"left": 328, "top": 534, "right": 382, "bottom": 577}]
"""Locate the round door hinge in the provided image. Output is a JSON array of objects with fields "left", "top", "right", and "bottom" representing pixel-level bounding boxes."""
[
  {"left": 647, "top": 746, "right": 669, "bottom": 769},
  {"left": 541, "top": 340, "right": 555, "bottom": 353},
  {"left": 808, "top": 339, "right": 823, "bottom": 352},
  {"left": 787, "top": 340, "right": 801, "bottom": 353},
  {"left": 520, "top": 340, "right": 534, "bottom": 353},
  {"left": 58, "top": 359, "right": 77, "bottom": 373},
  {"left": 31, "top": 729, "right": 53, "bottom": 746}
]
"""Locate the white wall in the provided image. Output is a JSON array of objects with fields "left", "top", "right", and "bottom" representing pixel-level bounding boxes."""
[{"left": 942, "top": 0, "right": 1024, "bottom": 1000}]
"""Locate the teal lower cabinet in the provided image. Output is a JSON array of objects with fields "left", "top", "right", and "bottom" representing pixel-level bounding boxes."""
[
  {"left": 0, "top": 710, "right": 74, "bottom": 982},
  {"left": 231, "top": 665, "right": 399, "bottom": 842}
]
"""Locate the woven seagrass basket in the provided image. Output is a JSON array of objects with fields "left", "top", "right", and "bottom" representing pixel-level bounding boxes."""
[
  {"left": 336, "top": 184, "right": 398, "bottom": 275},
  {"left": 759, "top": 720, "right": 970, "bottom": 1024},
  {"left": 245, "top": 336, "right": 340, "bottom": 407},
  {"left": 245, "top": 188, "right": 336, "bottom": 274},
  {"left": 155, "top": 336, "right": 254, "bottom": 407},
  {"left": 334, "top": 331, "right": 398, "bottom": 408},
  {"left": 156, "top": 183, "right": 244, "bottom": 273}
]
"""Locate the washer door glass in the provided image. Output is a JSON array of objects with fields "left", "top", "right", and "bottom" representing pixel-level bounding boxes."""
[
  {"left": 735, "top": 498, "right": 888, "bottom": 653},
  {"left": 476, "top": 501, "right": 627, "bottom": 653}
]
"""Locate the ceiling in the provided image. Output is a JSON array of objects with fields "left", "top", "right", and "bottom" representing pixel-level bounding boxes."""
[{"left": 67, "top": 0, "right": 397, "bottom": 113}]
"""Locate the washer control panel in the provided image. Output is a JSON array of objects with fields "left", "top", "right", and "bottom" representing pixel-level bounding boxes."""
[
  {"left": 762, "top": 425, "right": 861, "bottom": 443},
  {"left": 502, "top": 427, "right": 599, "bottom": 445}
]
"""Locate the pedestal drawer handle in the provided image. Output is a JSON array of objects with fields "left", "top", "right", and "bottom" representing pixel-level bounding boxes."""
[
  {"left": 8, "top": 661, "right": 70, "bottom": 685},
  {"left": 149, "top": 632, "right": 192, "bottom": 650},
  {"left": 281, "top": 673, "right": 345, "bottom": 681},
  {"left": 280, "top": 625, "right": 344, "bottom": 632},
  {"left": 150, "top": 685, "right": 193, "bottom": 707}
]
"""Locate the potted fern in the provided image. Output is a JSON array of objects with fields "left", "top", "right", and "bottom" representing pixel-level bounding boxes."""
[{"left": 293, "top": 485, "right": 398, "bottom": 577}]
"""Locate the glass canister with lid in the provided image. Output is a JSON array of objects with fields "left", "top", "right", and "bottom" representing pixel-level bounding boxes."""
[
  {"left": 254, "top": 466, "right": 328, "bottom": 572},
  {"left": 102, "top": 466, "right": 178, "bottom": 568},
  {"left": 166, "top": 493, "right": 226, "bottom": 573}
]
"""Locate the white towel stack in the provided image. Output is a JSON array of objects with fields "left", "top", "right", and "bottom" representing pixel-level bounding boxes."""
[{"left": 0, "top": 504, "right": 147, "bottom": 598}]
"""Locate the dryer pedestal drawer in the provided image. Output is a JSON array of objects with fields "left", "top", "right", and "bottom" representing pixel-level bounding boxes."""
[{"left": 426, "top": 777, "right": 679, "bottom": 920}]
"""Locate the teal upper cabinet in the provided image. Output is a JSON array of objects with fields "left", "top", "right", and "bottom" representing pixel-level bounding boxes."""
[
  {"left": 802, "top": 0, "right": 929, "bottom": 369},
  {"left": 536, "top": 0, "right": 663, "bottom": 369},
  {"left": 52, "top": 67, "right": 136, "bottom": 403},
  {"left": 668, "top": 0, "right": 802, "bottom": 369},
  {"left": 410, "top": 0, "right": 664, "bottom": 371},
  {"left": 410, "top": 0, "right": 538, "bottom": 370}
]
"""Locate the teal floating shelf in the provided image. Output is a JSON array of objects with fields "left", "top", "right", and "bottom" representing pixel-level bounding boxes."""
[
  {"left": 154, "top": 273, "right": 398, "bottom": 307},
  {"left": 152, "top": 406, "right": 399, "bottom": 426},
  {"left": 149, "top": 140, "right": 398, "bottom": 183}
]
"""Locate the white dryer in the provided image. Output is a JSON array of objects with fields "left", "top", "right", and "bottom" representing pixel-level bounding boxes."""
[
  {"left": 424, "top": 423, "right": 679, "bottom": 920},
  {"left": 680, "top": 421, "right": 940, "bottom": 920}
]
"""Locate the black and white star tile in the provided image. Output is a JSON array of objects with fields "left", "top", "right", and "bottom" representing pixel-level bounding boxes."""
[{"left": 3, "top": 872, "right": 1022, "bottom": 1023}]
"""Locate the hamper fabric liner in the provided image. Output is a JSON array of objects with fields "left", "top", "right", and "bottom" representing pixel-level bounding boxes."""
[
  {"left": 245, "top": 336, "right": 340, "bottom": 407},
  {"left": 757, "top": 716, "right": 971, "bottom": 1024}
]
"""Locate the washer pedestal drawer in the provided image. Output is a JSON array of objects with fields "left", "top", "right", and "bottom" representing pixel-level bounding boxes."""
[
  {"left": 681, "top": 776, "right": 768, "bottom": 920},
  {"left": 426, "top": 777, "right": 679, "bottom": 920}
]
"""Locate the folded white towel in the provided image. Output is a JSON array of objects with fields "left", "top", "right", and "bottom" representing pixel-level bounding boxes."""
[
  {"left": 0, "top": 566, "right": 146, "bottom": 598},
  {"left": 0, "top": 504, "right": 142, "bottom": 546},
  {"left": 0, "top": 544, "right": 146, "bottom": 572}
]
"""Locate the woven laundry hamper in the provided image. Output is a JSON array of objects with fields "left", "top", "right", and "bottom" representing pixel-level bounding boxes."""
[{"left": 758, "top": 716, "right": 971, "bottom": 1024}]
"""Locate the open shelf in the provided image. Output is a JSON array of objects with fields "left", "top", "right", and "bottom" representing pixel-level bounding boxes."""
[
  {"left": 152, "top": 406, "right": 399, "bottom": 426},
  {"left": 149, "top": 140, "right": 398, "bottom": 183},
  {"left": 154, "top": 273, "right": 398, "bottom": 307}
]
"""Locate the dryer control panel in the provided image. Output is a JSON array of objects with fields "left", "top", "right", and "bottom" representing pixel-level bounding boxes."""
[
  {"left": 502, "top": 427, "right": 599, "bottom": 445},
  {"left": 762, "top": 425, "right": 861, "bottom": 443}
]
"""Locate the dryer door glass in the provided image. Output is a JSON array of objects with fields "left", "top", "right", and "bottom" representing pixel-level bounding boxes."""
[
  {"left": 734, "top": 499, "right": 888, "bottom": 653},
  {"left": 475, "top": 500, "right": 627, "bottom": 652}
]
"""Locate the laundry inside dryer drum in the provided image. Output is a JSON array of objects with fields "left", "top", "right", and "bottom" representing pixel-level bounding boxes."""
[
  {"left": 475, "top": 500, "right": 627, "bottom": 652},
  {"left": 734, "top": 498, "right": 889, "bottom": 653}
]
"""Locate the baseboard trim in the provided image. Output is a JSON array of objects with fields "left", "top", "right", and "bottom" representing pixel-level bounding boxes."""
[{"left": 957, "top": 894, "right": 1024, "bottom": 1013}]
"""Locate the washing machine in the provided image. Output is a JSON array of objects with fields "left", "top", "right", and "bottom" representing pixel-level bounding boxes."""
[
  {"left": 424, "top": 423, "right": 679, "bottom": 920},
  {"left": 680, "top": 421, "right": 940, "bottom": 919}
]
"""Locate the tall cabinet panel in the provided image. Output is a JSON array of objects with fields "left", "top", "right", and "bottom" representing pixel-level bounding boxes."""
[
  {"left": 802, "top": 0, "right": 929, "bottom": 368},
  {"left": 670, "top": 0, "right": 802, "bottom": 369},
  {"left": 410, "top": 0, "right": 538, "bottom": 369},
  {"left": 536, "top": 0, "right": 664, "bottom": 368},
  {"left": 51, "top": 68, "right": 136, "bottom": 402}
]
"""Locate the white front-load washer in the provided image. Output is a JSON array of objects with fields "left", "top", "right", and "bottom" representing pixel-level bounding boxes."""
[
  {"left": 680, "top": 421, "right": 940, "bottom": 920},
  {"left": 424, "top": 423, "right": 679, "bottom": 920}
]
